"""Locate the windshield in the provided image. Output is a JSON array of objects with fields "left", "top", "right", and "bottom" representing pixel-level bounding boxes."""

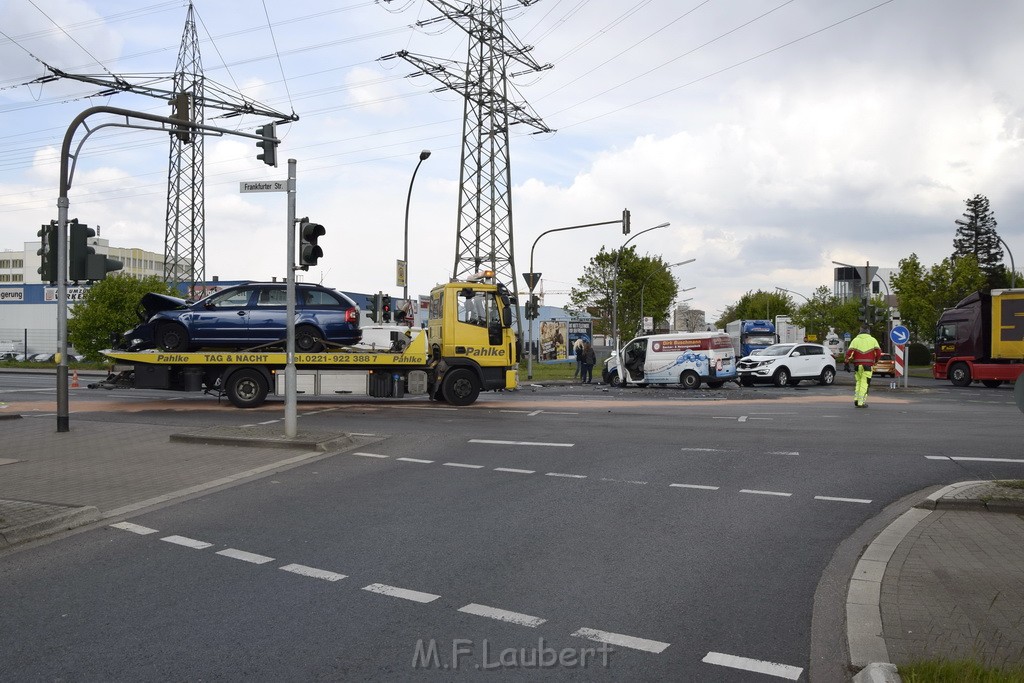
[
  {"left": 746, "top": 335, "right": 777, "bottom": 347},
  {"left": 758, "top": 344, "right": 795, "bottom": 357}
]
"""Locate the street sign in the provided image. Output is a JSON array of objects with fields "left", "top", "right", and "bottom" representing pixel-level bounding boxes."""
[
  {"left": 843, "top": 332, "right": 851, "bottom": 341},
  {"left": 856, "top": 265, "right": 878, "bottom": 286},
  {"left": 890, "top": 325, "right": 910, "bottom": 345},
  {"left": 522, "top": 272, "right": 541, "bottom": 290},
  {"left": 396, "top": 259, "right": 407, "bottom": 288},
  {"left": 239, "top": 180, "right": 287, "bottom": 193}
]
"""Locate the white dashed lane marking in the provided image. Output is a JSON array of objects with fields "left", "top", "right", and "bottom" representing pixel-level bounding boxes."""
[
  {"left": 444, "top": 462, "right": 485, "bottom": 469},
  {"left": 110, "top": 522, "right": 158, "bottom": 535},
  {"left": 702, "top": 651, "right": 803, "bottom": 680},
  {"left": 217, "top": 548, "right": 275, "bottom": 565},
  {"left": 740, "top": 489, "right": 793, "bottom": 498},
  {"left": 362, "top": 583, "right": 440, "bottom": 604},
  {"left": 572, "top": 627, "right": 670, "bottom": 654},
  {"left": 494, "top": 467, "right": 535, "bottom": 474},
  {"left": 397, "top": 457, "right": 433, "bottom": 464},
  {"left": 670, "top": 483, "right": 719, "bottom": 491},
  {"left": 280, "top": 564, "right": 347, "bottom": 582},
  {"left": 815, "top": 495, "right": 872, "bottom": 504},
  {"left": 469, "top": 439, "right": 574, "bottom": 447},
  {"left": 458, "top": 603, "right": 547, "bottom": 628},
  {"left": 354, "top": 452, "right": 389, "bottom": 459},
  {"left": 160, "top": 535, "right": 212, "bottom": 549},
  {"left": 926, "top": 455, "right": 1024, "bottom": 464},
  {"left": 546, "top": 472, "right": 587, "bottom": 479}
]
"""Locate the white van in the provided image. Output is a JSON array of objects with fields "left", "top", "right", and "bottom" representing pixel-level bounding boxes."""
[{"left": 602, "top": 332, "right": 737, "bottom": 389}]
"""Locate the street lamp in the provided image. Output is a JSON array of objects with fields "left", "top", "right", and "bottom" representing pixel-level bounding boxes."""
[
  {"left": 775, "top": 286, "right": 809, "bottom": 303},
  {"left": 996, "top": 235, "right": 1017, "bottom": 288},
  {"left": 403, "top": 149, "right": 431, "bottom": 303},
  {"left": 638, "top": 258, "right": 695, "bottom": 333},
  {"left": 612, "top": 222, "right": 670, "bottom": 383}
]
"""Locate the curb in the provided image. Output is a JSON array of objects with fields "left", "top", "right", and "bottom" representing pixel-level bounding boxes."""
[
  {"left": 169, "top": 426, "right": 356, "bottom": 451},
  {"left": 0, "top": 500, "right": 100, "bottom": 549}
]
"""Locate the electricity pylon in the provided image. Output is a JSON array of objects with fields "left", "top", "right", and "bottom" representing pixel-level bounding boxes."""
[{"left": 381, "top": 0, "right": 552, "bottom": 332}]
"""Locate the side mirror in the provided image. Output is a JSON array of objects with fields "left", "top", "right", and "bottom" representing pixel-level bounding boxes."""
[{"left": 502, "top": 307, "right": 511, "bottom": 327}]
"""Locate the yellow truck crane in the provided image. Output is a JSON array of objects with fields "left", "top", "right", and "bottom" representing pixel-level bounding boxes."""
[{"left": 97, "top": 274, "right": 519, "bottom": 408}]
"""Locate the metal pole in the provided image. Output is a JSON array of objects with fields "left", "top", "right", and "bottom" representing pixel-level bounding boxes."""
[
  {"left": 284, "top": 159, "right": 297, "bottom": 438},
  {"left": 997, "top": 235, "right": 1016, "bottom": 288},
  {"left": 403, "top": 150, "right": 430, "bottom": 302}
]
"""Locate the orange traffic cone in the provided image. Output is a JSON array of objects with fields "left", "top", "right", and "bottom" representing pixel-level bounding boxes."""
[{"left": 71, "top": 370, "right": 80, "bottom": 388}]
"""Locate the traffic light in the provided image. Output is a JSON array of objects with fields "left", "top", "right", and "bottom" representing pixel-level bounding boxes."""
[
  {"left": 256, "top": 123, "right": 278, "bottom": 167},
  {"left": 171, "top": 91, "right": 192, "bottom": 143},
  {"left": 858, "top": 297, "right": 872, "bottom": 324},
  {"left": 85, "top": 251, "right": 123, "bottom": 281},
  {"left": 622, "top": 208, "right": 631, "bottom": 235},
  {"left": 37, "top": 220, "right": 57, "bottom": 283},
  {"left": 298, "top": 218, "right": 325, "bottom": 269},
  {"left": 68, "top": 220, "right": 95, "bottom": 282},
  {"left": 528, "top": 294, "right": 540, "bottom": 319},
  {"left": 368, "top": 292, "right": 381, "bottom": 323},
  {"left": 382, "top": 294, "right": 392, "bottom": 323}
]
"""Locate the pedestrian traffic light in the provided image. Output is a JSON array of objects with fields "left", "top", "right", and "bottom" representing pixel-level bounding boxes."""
[
  {"left": 382, "top": 294, "right": 392, "bottom": 323},
  {"left": 298, "top": 218, "right": 325, "bottom": 269},
  {"left": 256, "top": 123, "right": 278, "bottom": 167},
  {"left": 37, "top": 220, "right": 58, "bottom": 283},
  {"left": 69, "top": 220, "right": 95, "bottom": 282},
  {"left": 622, "top": 208, "right": 631, "bottom": 235}
]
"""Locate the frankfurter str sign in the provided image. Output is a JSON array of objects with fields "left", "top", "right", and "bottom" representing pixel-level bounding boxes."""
[{"left": 239, "top": 180, "right": 287, "bottom": 193}]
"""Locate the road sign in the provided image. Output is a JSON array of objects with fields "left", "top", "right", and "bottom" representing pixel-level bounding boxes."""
[
  {"left": 843, "top": 332, "right": 851, "bottom": 341},
  {"left": 890, "top": 325, "right": 910, "bottom": 345},
  {"left": 239, "top": 180, "right": 287, "bottom": 193},
  {"left": 522, "top": 272, "right": 541, "bottom": 290},
  {"left": 894, "top": 344, "right": 905, "bottom": 378},
  {"left": 396, "top": 259, "right": 407, "bottom": 288}
]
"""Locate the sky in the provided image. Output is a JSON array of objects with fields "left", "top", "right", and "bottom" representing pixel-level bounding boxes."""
[{"left": 1, "top": 0, "right": 1022, "bottom": 322}]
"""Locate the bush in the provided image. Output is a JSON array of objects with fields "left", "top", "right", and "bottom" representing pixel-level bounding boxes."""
[{"left": 67, "top": 275, "right": 177, "bottom": 362}]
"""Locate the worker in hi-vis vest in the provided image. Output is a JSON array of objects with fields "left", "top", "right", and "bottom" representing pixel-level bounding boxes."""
[{"left": 845, "top": 326, "right": 883, "bottom": 408}]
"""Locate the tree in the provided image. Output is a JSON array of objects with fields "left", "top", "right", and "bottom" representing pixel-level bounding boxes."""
[
  {"left": 714, "top": 290, "right": 791, "bottom": 329},
  {"left": 953, "top": 194, "right": 1003, "bottom": 289},
  {"left": 891, "top": 252, "right": 986, "bottom": 343},
  {"left": 68, "top": 275, "right": 177, "bottom": 361},
  {"left": 789, "top": 285, "right": 861, "bottom": 342}
]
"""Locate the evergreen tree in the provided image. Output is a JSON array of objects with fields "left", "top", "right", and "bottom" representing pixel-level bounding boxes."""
[{"left": 953, "top": 194, "right": 1003, "bottom": 289}]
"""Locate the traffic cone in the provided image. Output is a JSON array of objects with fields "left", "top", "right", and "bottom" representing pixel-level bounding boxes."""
[{"left": 71, "top": 370, "right": 80, "bottom": 388}]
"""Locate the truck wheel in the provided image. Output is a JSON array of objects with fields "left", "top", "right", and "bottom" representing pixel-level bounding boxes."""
[
  {"left": 680, "top": 371, "right": 701, "bottom": 390},
  {"left": 157, "top": 322, "right": 189, "bottom": 352},
  {"left": 819, "top": 367, "right": 836, "bottom": 386},
  {"left": 982, "top": 379, "right": 1004, "bottom": 388},
  {"left": 442, "top": 368, "right": 480, "bottom": 406},
  {"left": 949, "top": 362, "right": 972, "bottom": 387},
  {"left": 225, "top": 369, "right": 269, "bottom": 408},
  {"left": 773, "top": 368, "right": 790, "bottom": 387},
  {"left": 295, "top": 325, "right": 324, "bottom": 353}
]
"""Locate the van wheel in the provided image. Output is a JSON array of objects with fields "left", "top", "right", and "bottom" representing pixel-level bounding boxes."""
[
  {"left": 608, "top": 373, "right": 623, "bottom": 387},
  {"left": 773, "top": 368, "right": 790, "bottom": 387},
  {"left": 949, "top": 362, "right": 972, "bottom": 387},
  {"left": 680, "top": 371, "right": 701, "bottom": 390}
]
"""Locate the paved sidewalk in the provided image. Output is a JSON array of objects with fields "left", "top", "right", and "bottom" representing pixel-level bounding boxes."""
[
  {"left": 0, "top": 415, "right": 379, "bottom": 550},
  {"left": 849, "top": 481, "right": 1024, "bottom": 681}
]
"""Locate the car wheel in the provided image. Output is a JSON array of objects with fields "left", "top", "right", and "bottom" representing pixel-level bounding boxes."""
[
  {"left": 442, "top": 368, "right": 480, "bottom": 406},
  {"left": 707, "top": 380, "right": 725, "bottom": 389},
  {"left": 773, "top": 368, "right": 790, "bottom": 387},
  {"left": 680, "top": 371, "right": 701, "bottom": 390},
  {"left": 819, "top": 367, "right": 836, "bottom": 386},
  {"left": 156, "top": 322, "right": 189, "bottom": 352},
  {"left": 739, "top": 377, "right": 754, "bottom": 387},
  {"left": 981, "top": 379, "right": 1004, "bottom": 388},
  {"left": 949, "top": 362, "right": 972, "bottom": 387},
  {"left": 225, "top": 369, "right": 269, "bottom": 409},
  {"left": 295, "top": 324, "right": 325, "bottom": 353}
]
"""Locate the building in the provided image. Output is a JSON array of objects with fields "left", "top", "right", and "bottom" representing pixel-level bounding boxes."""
[
  {"left": 672, "top": 305, "right": 707, "bottom": 332},
  {"left": 14, "top": 235, "right": 166, "bottom": 285},
  {"left": 833, "top": 265, "right": 897, "bottom": 307}
]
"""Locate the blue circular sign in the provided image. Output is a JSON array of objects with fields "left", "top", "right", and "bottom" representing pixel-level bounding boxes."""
[{"left": 890, "top": 325, "right": 910, "bottom": 345}]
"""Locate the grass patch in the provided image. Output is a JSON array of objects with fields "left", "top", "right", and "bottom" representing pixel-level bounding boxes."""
[
  {"left": 995, "top": 480, "right": 1024, "bottom": 490},
  {"left": 899, "top": 660, "right": 1024, "bottom": 682},
  {"left": 518, "top": 360, "right": 578, "bottom": 382}
]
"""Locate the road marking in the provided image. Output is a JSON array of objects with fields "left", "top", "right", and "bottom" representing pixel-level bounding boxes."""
[
  {"left": 362, "top": 583, "right": 440, "bottom": 603},
  {"left": 546, "top": 472, "right": 587, "bottom": 479},
  {"left": 258, "top": 420, "right": 278, "bottom": 425},
  {"left": 444, "top": 462, "right": 485, "bottom": 469},
  {"left": 354, "top": 452, "right": 389, "bottom": 459},
  {"left": 738, "top": 416, "right": 748, "bottom": 422},
  {"left": 815, "top": 495, "right": 872, "bottom": 504},
  {"left": 571, "top": 627, "right": 670, "bottom": 654},
  {"left": 925, "top": 455, "right": 1024, "bottom": 464},
  {"left": 397, "top": 457, "right": 434, "bottom": 464},
  {"left": 110, "top": 522, "right": 159, "bottom": 535},
  {"left": 768, "top": 451, "right": 800, "bottom": 456},
  {"left": 280, "top": 564, "right": 347, "bottom": 582},
  {"left": 500, "top": 410, "right": 531, "bottom": 414},
  {"left": 702, "top": 651, "right": 802, "bottom": 680},
  {"left": 528, "top": 410, "right": 543, "bottom": 416},
  {"left": 216, "top": 548, "right": 275, "bottom": 564},
  {"left": 458, "top": 603, "right": 547, "bottom": 627},
  {"left": 470, "top": 439, "right": 574, "bottom": 448},
  {"left": 402, "top": 406, "right": 458, "bottom": 411},
  {"left": 740, "top": 489, "right": 792, "bottom": 497},
  {"left": 161, "top": 535, "right": 212, "bottom": 549},
  {"left": 494, "top": 467, "right": 535, "bottom": 474},
  {"left": 680, "top": 448, "right": 725, "bottom": 452},
  {"left": 670, "top": 483, "right": 720, "bottom": 490}
]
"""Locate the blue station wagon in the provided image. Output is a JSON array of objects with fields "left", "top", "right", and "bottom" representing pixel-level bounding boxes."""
[{"left": 119, "top": 282, "right": 361, "bottom": 353}]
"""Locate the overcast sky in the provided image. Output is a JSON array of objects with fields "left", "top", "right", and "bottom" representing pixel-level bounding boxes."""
[{"left": 1, "top": 0, "right": 1022, "bottom": 320}]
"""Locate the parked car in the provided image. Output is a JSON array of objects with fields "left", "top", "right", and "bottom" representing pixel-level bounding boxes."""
[
  {"left": 873, "top": 353, "right": 895, "bottom": 378},
  {"left": 736, "top": 342, "right": 836, "bottom": 387},
  {"left": 29, "top": 353, "right": 56, "bottom": 363},
  {"left": 118, "top": 282, "right": 362, "bottom": 353}
]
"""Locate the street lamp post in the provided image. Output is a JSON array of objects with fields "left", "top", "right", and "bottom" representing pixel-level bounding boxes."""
[
  {"left": 639, "top": 259, "right": 695, "bottom": 333},
  {"left": 612, "top": 222, "right": 670, "bottom": 384},
  {"left": 996, "top": 235, "right": 1017, "bottom": 288},
  {"left": 403, "top": 149, "right": 431, "bottom": 303},
  {"left": 775, "top": 287, "right": 809, "bottom": 303}
]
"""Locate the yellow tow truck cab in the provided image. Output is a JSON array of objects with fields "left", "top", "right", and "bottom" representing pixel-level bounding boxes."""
[{"left": 100, "top": 275, "right": 519, "bottom": 408}]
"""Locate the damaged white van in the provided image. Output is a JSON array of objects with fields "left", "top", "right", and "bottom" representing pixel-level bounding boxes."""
[{"left": 602, "top": 332, "right": 737, "bottom": 389}]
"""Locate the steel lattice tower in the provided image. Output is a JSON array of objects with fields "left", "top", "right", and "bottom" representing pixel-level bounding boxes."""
[
  {"left": 383, "top": 0, "right": 551, "bottom": 328},
  {"left": 164, "top": 4, "right": 205, "bottom": 294}
]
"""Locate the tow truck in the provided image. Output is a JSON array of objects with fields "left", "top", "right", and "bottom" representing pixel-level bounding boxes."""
[{"left": 95, "top": 273, "right": 519, "bottom": 408}]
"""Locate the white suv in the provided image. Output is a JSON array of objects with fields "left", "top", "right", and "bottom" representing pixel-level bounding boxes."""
[{"left": 736, "top": 343, "right": 836, "bottom": 387}]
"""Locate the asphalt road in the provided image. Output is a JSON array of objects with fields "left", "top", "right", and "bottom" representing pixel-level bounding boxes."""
[{"left": 1, "top": 372, "right": 1022, "bottom": 680}]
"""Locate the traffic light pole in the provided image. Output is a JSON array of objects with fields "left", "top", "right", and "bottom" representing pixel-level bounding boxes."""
[{"left": 285, "top": 159, "right": 298, "bottom": 438}]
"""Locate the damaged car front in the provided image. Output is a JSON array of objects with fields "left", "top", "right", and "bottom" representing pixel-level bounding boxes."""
[{"left": 114, "top": 292, "right": 190, "bottom": 351}]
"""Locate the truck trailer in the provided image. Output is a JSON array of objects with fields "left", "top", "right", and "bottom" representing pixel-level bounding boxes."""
[
  {"left": 933, "top": 288, "right": 1024, "bottom": 387},
  {"left": 95, "top": 275, "right": 520, "bottom": 407}
]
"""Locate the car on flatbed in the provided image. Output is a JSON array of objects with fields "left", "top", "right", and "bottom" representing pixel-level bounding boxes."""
[
  {"left": 118, "top": 282, "right": 361, "bottom": 353},
  {"left": 736, "top": 342, "right": 836, "bottom": 387}
]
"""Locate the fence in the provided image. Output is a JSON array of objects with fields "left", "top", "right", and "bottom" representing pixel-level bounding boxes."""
[{"left": 0, "top": 328, "right": 62, "bottom": 357}]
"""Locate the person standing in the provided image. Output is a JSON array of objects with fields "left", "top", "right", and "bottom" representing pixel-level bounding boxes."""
[
  {"left": 580, "top": 341, "right": 597, "bottom": 384},
  {"left": 572, "top": 337, "right": 584, "bottom": 379},
  {"left": 845, "top": 326, "right": 882, "bottom": 407}
]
